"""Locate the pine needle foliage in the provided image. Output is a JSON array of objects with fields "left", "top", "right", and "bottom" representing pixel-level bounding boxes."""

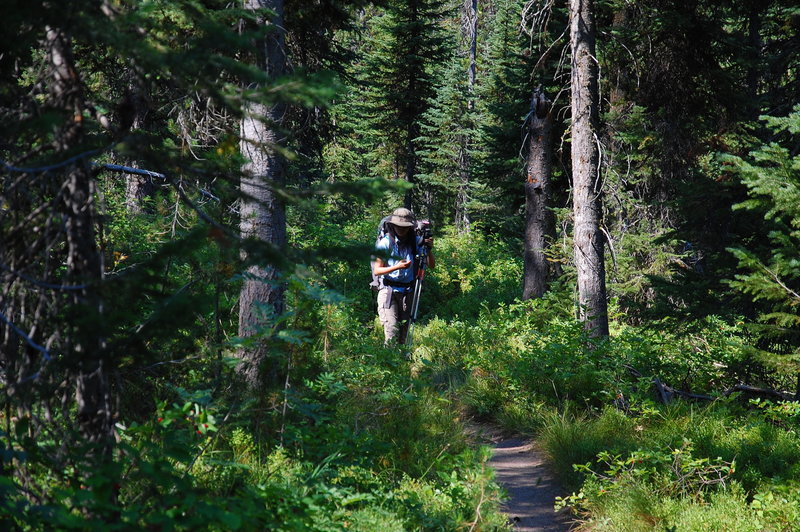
[
  {"left": 417, "top": 48, "right": 481, "bottom": 229},
  {"left": 364, "top": 0, "right": 451, "bottom": 206},
  {"left": 472, "top": 0, "right": 539, "bottom": 235},
  {"left": 724, "top": 107, "right": 800, "bottom": 347}
]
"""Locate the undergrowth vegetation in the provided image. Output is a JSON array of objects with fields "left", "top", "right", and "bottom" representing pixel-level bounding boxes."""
[
  {"left": 4, "top": 221, "right": 800, "bottom": 530},
  {"left": 301, "top": 222, "right": 800, "bottom": 530},
  {"left": 389, "top": 232, "right": 800, "bottom": 531}
]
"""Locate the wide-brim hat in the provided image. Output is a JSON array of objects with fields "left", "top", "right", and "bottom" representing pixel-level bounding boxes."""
[{"left": 387, "top": 207, "right": 415, "bottom": 227}]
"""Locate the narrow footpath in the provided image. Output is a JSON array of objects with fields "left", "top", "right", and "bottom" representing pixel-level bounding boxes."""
[
  {"left": 490, "top": 437, "right": 571, "bottom": 531},
  {"left": 470, "top": 424, "right": 572, "bottom": 531}
]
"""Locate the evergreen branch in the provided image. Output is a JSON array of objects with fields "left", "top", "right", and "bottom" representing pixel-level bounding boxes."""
[
  {"left": 1, "top": 149, "right": 104, "bottom": 174},
  {"left": 760, "top": 263, "right": 800, "bottom": 304},
  {"left": 170, "top": 178, "right": 234, "bottom": 236},
  {"left": 0, "top": 309, "right": 53, "bottom": 387},
  {"left": 139, "top": 355, "right": 203, "bottom": 372},
  {"left": 2, "top": 159, "right": 220, "bottom": 206},
  {"left": 530, "top": 26, "right": 568, "bottom": 77},
  {"left": 99, "top": 164, "right": 220, "bottom": 202},
  {"left": 0, "top": 262, "right": 87, "bottom": 291},
  {"left": 0, "top": 309, "right": 53, "bottom": 362},
  {"left": 601, "top": 225, "right": 617, "bottom": 275}
]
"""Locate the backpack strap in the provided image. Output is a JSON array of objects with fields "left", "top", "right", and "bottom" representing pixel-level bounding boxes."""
[{"left": 370, "top": 215, "right": 417, "bottom": 291}]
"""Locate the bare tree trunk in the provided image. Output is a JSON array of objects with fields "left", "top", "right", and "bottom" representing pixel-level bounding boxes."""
[
  {"left": 238, "top": 0, "right": 287, "bottom": 390},
  {"left": 454, "top": 139, "right": 471, "bottom": 233},
  {"left": 569, "top": 0, "right": 609, "bottom": 337},
  {"left": 523, "top": 89, "right": 555, "bottom": 300},
  {"left": 454, "top": 0, "right": 478, "bottom": 234},
  {"left": 466, "top": 0, "right": 478, "bottom": 92},
  {"left": 404, "top": 134, "right": 416, "bottom": 210}
]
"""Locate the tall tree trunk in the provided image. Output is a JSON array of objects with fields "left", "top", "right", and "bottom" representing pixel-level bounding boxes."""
[
  {"left": 455, "top": 138, "right": 471, "bottom": 233},
  {"left": 569, "top": 0, "right": 609, "bottom": 337},
  {"left": 465, "top": 0, "right": 478, "bottom": 95},
  {"left": 523, "top": 89, "right": 555, "bottom": 300},
  {"left": 123, "top": 72, "right": 156, "bottom": 214},
  {"left": 745, "top": 0, "right": 765, "bottom": 120},
  {"left": 404, "top": 132, "right": 417, "bottom": 210},
  {"left": 47, "top": 23, "right": 115, "bottom": 479},
  {"left": 455, "top": 0, "right": 478, "bottom": 234},
  {"left": 238, "top": 0, "right": 287, "bottom": 390}
]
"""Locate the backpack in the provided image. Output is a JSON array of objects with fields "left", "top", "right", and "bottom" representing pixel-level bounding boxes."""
[{"left": 369, "top": 216, "right": 418, "bottom": 292}]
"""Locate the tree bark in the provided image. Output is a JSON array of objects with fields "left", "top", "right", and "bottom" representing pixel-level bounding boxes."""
[
  {"left": 46, "top": 23, "right": 114, "bottom": 461},
  {"left": 523, "top": 89, "right": 555, "bottom": 300},
  {"left": 123, "top": 73, "right": 156, "bottom": 214},
  {"left": 745, "top": 0, "right": 764, "bottom": 120},
  {"left": 454, "top": 138, "right": 472, "bottom": 234},
  {"left": 465, "top": 0, "right": 478, "bottom": 95},
  {"left": 454, "top": 0, "right": 478, "bottom": 234},
  {"left": 569, "top": 0, "right": 609, "bottom": 337},
  {"left": 238, "top": 0, "right": 288, "bottom": 390}
]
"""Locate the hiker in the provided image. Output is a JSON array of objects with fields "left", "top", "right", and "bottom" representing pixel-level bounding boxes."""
[{"left": 371, "top": 208, "right": 435, "bottom": 345}]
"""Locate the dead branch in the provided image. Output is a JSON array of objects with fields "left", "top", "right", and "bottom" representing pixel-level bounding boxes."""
[{"left": 623, "top": 365, "right": 793, "bottom": 405}]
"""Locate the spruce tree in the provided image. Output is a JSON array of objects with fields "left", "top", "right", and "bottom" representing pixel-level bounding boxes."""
[
  {"left": 473, "top": 0, "right": 539, "bottom": 234},
  {"left": 725, "top": 107, "right": 800, "bottom": 348},
  {"left": 366, "top": 0, "right": 450, "bottom": 211},
  {"left": 417, "top": 48, "right": 480, "bottom": 230}
]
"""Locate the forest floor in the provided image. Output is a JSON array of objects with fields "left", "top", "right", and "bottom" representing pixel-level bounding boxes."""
[{"left": 467, "top": 423, "right": 573, "bottom": 531}]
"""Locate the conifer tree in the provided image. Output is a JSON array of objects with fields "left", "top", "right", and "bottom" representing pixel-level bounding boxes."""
[
  {"left": 417, "top": 48, "right": 479, "bottom": 230},
  {"left": 596, "top": 0, "right": 798, "bottom": 317},
  {"left": 367, "top": 0, "right": 449, "bottom": 211},
  {"left": 325, "top": 10, "right": 394, "bottom": 188},
  {"left": 0, "top": 0, "right": 329, "bottom": 517},
  {"left": 473, "top": 0, "right": 538, "bottom": 233},
  {"left": 725, "top": 107, "right": 800, "bottom": 347},
  {"left": 456, "top": 0, "right": 479, "bottom": 232}
]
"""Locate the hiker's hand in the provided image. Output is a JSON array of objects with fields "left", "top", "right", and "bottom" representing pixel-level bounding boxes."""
[
  {"left": 396, "top": 259, "right": 412, "bottom": 270},
  {"left": 423, "top": 237, "right": 434, "bottom": 248}
]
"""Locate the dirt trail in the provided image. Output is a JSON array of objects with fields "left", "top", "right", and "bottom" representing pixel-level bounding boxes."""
[{"left": 469, "top": 424, "right": 572, "bottom": 531}]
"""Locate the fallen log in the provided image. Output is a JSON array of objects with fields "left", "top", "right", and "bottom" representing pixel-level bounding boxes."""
[
  {"left": 722, "top": 384, "right": 795, "bottom": 402},
  {"left": 622, "top": 365, "right": 793, "bottom": 405}
]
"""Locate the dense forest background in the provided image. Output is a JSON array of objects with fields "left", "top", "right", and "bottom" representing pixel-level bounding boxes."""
[{"left": 1, "top": 0, "right": 799, "bottom": 529}]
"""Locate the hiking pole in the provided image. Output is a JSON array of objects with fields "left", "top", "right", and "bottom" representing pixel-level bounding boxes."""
[{"left": 405, "top": 243, "right": 429, "bottom": 349}]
